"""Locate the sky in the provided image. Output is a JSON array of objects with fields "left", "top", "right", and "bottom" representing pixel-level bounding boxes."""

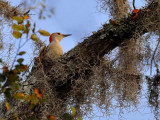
[{"left": 4, "top": 0, "right": 158, "bottom": 120}]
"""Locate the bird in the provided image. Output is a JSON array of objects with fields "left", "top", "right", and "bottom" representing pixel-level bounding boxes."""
[{"left": 37, "top": 32, "right": 71, "bottom": 61}]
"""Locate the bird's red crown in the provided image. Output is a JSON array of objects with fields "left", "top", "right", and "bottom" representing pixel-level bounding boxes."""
[{"left": 49, "top": 33, "right": 54, "bottom": 43}]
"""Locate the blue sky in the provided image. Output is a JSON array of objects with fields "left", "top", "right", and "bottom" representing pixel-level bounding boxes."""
[{"left": 5, "top": 0, "right": 158, "bottom": 120}]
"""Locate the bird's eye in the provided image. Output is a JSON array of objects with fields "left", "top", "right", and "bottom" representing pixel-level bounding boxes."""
[{"left": 57, "top": 33, "right": 60, "bottom": 35}]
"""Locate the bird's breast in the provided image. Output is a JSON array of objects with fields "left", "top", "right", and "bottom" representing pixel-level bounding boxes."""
[{"left": 46, "top": 42, "right": 63, "bottom": 59}]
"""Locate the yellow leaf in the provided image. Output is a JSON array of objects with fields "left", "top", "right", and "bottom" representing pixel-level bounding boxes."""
[
  {"left": 14, "top": 113, "right": 19, "bottom": 120},
  {"left": 5, "top": 102, "right": 10, "bottom": 111},
  {"left": 13, "top": 31, "right": 22, "bottom": 39},
  {"left": 39, "top": 30, "right": 50, "bottom": 36},
  {"left": 77, "top": 117, "right": 83, "bottom": 120},
  {"left": 70, "top": 107, "right": 76, "bottom": 116},
  {"left": 13, "top": 16, "right": 24, "bottom": 24},
  {"left": 12, "top": 24, "right": 24, "bottom": 31},
  {"left": 31, "top": 34, "right": 39, "bottom": 41}
]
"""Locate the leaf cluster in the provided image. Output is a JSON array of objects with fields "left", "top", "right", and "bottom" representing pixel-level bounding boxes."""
[{"left": 0, "top": 9, "right": 52, "bottom": 119}]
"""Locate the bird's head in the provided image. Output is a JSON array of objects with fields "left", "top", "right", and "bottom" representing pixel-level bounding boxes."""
[{"left": 49, "top": 32, "right": 71, "bottom": 43}]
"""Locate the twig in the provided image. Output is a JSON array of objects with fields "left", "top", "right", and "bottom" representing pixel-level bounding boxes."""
[
  {"left": 20, "top": 38, "right": 29, "bottom": 48},
  {"left": 133, "top": 0, "right": 136, "bottom": 9},
  {"left": 10, "top": 38, "right": 22, "bottom": 70},
  {"left": 150, "top": 38, "right": 160, "bottom": 75},
  {"left": 10, "top": 37, "right": 30, "bottom": 70}
]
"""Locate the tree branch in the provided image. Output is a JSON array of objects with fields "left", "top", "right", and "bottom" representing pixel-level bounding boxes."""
[
  {"left": 39, "top": 0, "right": 159, "bottom": 105},
  {"left": 2, "top": 1, "right": 160, "bottom": 119},
  {"left": 43, "top": 1, "right": 159, "bottom": 76}
]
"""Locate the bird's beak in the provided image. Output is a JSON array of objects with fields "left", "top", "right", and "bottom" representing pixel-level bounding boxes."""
[{"left": 63, "top": 34, "right": 71, "bottom": 37}]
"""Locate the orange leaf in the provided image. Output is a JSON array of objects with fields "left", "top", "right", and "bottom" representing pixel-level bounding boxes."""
[
  {"left": 133, "top": 9, "right": 140, "bottom": 13},
  {"left": 132, "top": 9, "right": 140, "bottom": 19},
  {"left": 5, "top": 102, "right": 10, "bottom": 111},
  {"left": 24, "top": 15, "right": 29, "bottom": 19},
  {"left": 109, "top": 19, "right": 118, "bottom": 25},
  {"left": 3, "top": 66, "right": 9, "bottom": 73},
  {"left": 23, "top": 65, "right": 28, "bottom": 70},
  {"left": 47, "top": 115, "right": 56, "bottom": 120},
  {"left": 14, "top": 92, "right": 25, "bottom": 99},
  {"left": 34, "top": 88, "right": 42, "bottom": 98}
]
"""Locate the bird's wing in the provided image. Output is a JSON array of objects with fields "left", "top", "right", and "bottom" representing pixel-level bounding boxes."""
[
  {"left": 39, "top": 45, "right": 47, "bottom": 61},
  {"left": 35, "top": 45, "right": 47, "bottom": 63}
]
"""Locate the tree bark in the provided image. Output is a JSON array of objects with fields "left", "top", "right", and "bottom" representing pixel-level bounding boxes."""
[
  {"left": 2, "top": 1, "right": 160, "bottom": 119},
  {"left": 42, "top": 1, "right": 159, "bottom": 93}
]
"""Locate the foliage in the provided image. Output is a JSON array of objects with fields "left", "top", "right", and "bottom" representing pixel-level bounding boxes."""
[{"left": 0, "top": 5, "right": 52, "bottom": 119}]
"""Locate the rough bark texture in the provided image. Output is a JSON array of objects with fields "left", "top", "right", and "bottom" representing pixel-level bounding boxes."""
[{"left": 42, "top": 0, "right": 159, "bottom": 92}]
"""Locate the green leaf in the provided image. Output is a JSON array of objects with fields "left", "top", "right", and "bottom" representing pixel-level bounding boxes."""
[
  {"left": 15, "top": 64, "right": 27, "bottom": 72},
  {"left": 4, "top": 88, "right": 12, "bottom": 99},
  {"left": 0, "top": 74, "right": 6, "bottom": 82},
  {"left": 19, "top": 51, "right": 26, "bottom": 55},
  {"left": 27, "top": 94, "right": 39, "bottom": 109},
  {"left": 8, "top": 74, "right": 19, "bottom": 83},
  {"left": 11, "top": 82, "right": 20, "bottom": 90},
  {"left": 0, "top": 58, "right": 2, "bottom": 62},
  {"left": 62, "top": 113, "right": 73, "bottom": 120},
  {"left": 17, "top": 58, "right": 24, "bottom": 64}
]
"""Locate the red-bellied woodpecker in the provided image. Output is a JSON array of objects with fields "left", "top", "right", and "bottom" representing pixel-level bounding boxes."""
[{"left": 38, "top": 32, "right": 71, "bottom": 61}]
